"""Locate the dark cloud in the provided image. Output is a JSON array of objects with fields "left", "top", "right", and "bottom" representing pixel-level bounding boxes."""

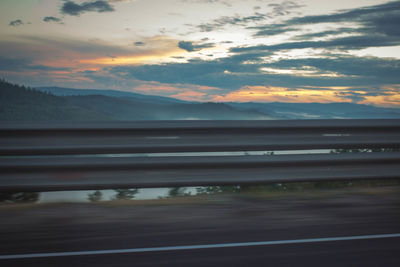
[
  {"left": 61, "top": 1, "right": 114, "bottom": 16},
  {"left": 231, "top": 33, "right": 400, "bottom": 53},
  {"left": 197, "top": 13, "right": 266, "bottom": 32},
  {"left": 106, "top": 53, "right": 264, "bottom": 89},
  {"left": 178, "top": 41, "right": 214, "bottom": 52},
  {"left": 193, "top": 1, "right": 300, "bottom": 33},
  {"left": 287, "top": 1, "right": 400, "bottom": 25},
  {"left": 178, "top": 41, "right": 196, "bottom": 52},
  {"left": 250, "top": 24, "right": 296, "bottom": 36},
  {"left": 0, "top": 36, "right": 135, "bottom": 65},
  {"left": 335, "top": 91, "right": 367, "bottom": 103},
  {"left": 103, "top": 51, "right": 400, "bottom": 92},
  {"left": 286, "top": 1, "right": 400, "bottom": 40},
  {"left": 181, "top": 0, "right": 232, "bottom": 7},
  {"left": 332, "top": 89, "right": 397, "bottom": 103},
  {"left": 233, "top": 1, "right": 400, "bottom": 53},
  {"left": 103, "top": 53, "right": 282, "bottom": 89},
  {"left": 371, "top": 12, "right": 400, "bottom": 37},
  {"left": 43, "top": 16, "right": 63, "bottom": 23},
  {"left": 9, "top": 19, "right": 23, "bottom": 27},
  {"left": 262, "top": 56, "right": 400, "bottom": 85},
  {"left": 252, "top": 0, "right": 400, "bottom": 41},
  {"left": 0, "top": 56, "right": 70, "bottom": 72},
  {"left": 134, "top": 41, "right": 145, "bottom": 46},
  {"left": 267, "top": 1, "right": 303, "bottom": 17},
  {"left": 0, "top": 57, "right": 31, "bottom": 71},
  {"left": 293, "top": 28, "right": 359, "bottom": 40}
]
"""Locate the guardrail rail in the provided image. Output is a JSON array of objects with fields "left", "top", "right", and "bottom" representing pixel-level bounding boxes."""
[{"left": 1, "top": 119, "right": 399, "bottom": 191}]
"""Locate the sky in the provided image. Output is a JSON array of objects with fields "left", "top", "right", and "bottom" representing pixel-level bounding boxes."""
[{"left": 1, "top": 0, "right": 400, "bottom": 107}]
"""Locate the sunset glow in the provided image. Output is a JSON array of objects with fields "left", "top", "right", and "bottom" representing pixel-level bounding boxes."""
[
  {"left": 1, "top": 0, "right": 399, "bottom": 107},
  {"left": 212, "top": 86, "right": 354, "bottom": 103}
]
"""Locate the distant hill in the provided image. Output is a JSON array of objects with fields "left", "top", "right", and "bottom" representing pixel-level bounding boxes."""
[
  {"left": 34, "top": 85, "right": 400, "bottom": 119},
  {"left": 155, "top": 102, "right": 274, "bottom": 120},
  {"left": 64, "top": 95, "right": 273, "bottom": 120},
  {"left": 0, "top": 80, "right": 274, "bottom": 120},
  {"left": 2, "top": 80, "right": 399, "bottom": 121},
  {"left": 0, "top": 80, "right": 112, "bottom": 121},
  {"left": 227, "top": 102, "right": 400, "bottom": 119},
  {"left": 35, "top": 86, "right": 186, "bottom": 104}
]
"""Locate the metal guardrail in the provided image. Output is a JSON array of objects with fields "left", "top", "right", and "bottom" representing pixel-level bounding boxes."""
[{"left": 1, "top": 119, "right": 400, "bottom": 191}]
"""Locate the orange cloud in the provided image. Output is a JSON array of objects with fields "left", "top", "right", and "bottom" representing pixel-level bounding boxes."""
[
  {"left": 79, "top": 49, "right": 184, "bottom": 66},
  {"left": 170, "top": 91, "right": 207, "bottom": 101},
  {"left": 79, "top": 35, "right": 186, "bottom": 66},
  {"left": 134, "top": 83, "right": 182, "bottom": 94},
  {"left": 358, "top": 85, "right": 400, "bottom": 107},
  {"left": 212, "top": 86, "right": 352, "bottom": 103},
  {"left": 5, "top": 35, "right": 187, "bottom": 73},
  {"left": 131, "top": 81, "right": 221, "bottom": 96}
]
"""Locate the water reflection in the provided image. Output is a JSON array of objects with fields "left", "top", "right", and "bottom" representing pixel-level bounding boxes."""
[
  {"left": 0, "top": 192, "right": 39, "bottom": 203},
  {"left": 114, "top": 189, "right": 139, "bottom": 200},
  {"left": 2, "top": 179, "right": 400, "bottom": 205},
  {"left": 37, "top": 188, "right": 172, "bottom": 203},
  {"left": 88, "top": 190, "right": 102, "bottom": 202},
  {"left": 168, "top": 187, "right": 191, "bottom": 197}
]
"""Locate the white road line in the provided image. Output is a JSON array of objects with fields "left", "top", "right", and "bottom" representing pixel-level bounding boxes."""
[{"left": 1, "top": 233, "right": 400, "bottom": 260}]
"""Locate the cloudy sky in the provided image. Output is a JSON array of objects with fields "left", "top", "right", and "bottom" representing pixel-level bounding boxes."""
[{"left": 1, "top": 0, "right": 400, "bottom": 106}]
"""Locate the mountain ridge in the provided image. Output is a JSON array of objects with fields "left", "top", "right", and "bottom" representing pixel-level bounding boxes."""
[
  {"left": 1, "top": 80, "right": 399, "bottom": 120},
  {"left": 35, "top": 86, "right": 187, "bottom": 104},
  {"left": 0, "top": 80, "right": 273, "bottom": 120}
]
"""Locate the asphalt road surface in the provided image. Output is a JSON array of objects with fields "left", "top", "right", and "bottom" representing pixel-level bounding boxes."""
[{"left": 1, "top": 187, "right": 400, "bottom": 266}]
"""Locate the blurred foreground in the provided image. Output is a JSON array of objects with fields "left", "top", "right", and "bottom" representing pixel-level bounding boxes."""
[{"left": 1, "top": 181, "right": 400, "bottom": 266}]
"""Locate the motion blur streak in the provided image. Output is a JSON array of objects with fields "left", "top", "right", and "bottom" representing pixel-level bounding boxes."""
[{"left": 1, "top": 233, "right": 400, "bottom": 260}]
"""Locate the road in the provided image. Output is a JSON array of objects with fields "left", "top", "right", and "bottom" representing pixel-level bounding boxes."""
[{"left": 1, "top": 187, "right": 399, "bottom": 266}]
